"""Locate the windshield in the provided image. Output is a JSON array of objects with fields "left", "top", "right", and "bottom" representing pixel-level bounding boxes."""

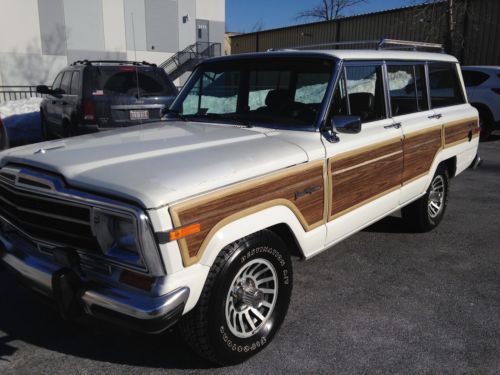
[
  {"left": 91, "top": 66, "right": 177, "bottom": 97},
  {"left": 170, "top": 57, "right": 334, "bottom": 128}
]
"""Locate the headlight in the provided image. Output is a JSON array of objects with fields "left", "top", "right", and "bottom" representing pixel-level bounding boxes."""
[{"left": 92, "top": 209, "right": 141, "bottom": 263}]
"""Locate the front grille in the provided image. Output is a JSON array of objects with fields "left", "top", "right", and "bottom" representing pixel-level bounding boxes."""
[{"left": 0, "top": 172, "right": 100, "bottom": 252}]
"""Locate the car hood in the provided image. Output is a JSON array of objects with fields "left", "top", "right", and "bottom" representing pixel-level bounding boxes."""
[{"left": 0, "top": 121, "right": 309, "bottom": 208}]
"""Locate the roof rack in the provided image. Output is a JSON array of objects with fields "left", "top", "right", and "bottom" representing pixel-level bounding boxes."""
[
  {"left": 285, "top": 38, "right": 444, "bottom": 52},
  {"left": 71, "top": 60, "right": 157, "bottom": 67}
]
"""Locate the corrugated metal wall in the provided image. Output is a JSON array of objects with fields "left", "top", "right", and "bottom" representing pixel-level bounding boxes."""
[{"left": 230, "top": 0, "right": 499, "bottom": 65}]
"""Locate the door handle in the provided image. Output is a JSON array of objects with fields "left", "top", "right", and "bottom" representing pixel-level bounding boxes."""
[
  {"left": 384, "top": 122, "right": 401, "bottom": 129},
  {"left": 428, "top": 114, "right": 442, "bottom": 119}
]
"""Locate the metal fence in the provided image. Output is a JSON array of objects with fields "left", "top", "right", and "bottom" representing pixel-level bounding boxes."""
[
  {"left": 0, "top": 86, "right": 49, "bottom": 103},
  {"left": 230, "top": 0, "right": 500, "bottom": 66}
]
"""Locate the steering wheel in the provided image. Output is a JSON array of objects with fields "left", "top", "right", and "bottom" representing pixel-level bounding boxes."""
[{"left": 282, "top": 102, "right": 317, "bottom": 122}]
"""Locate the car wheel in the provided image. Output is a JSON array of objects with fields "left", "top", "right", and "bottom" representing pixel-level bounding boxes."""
[
  {"left": 402, "top": 166, "right": 449, "bottom": 232},
  {"left": 0, "top": 120, "right": 9, "bottom": 150},
  {"left": 478, "top": 108, "right": 493, "bottom": 141},
  {"left": 179, "top": 230, "right": 293, "bottom": 365},
  {"left": 62, "top": 120, "right": 76, "bottom": 138},
  {"left": 40, "top": 113, "right": 52, "bottom": 140}
]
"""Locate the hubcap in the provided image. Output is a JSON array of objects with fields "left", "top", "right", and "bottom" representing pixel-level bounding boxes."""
[
  {"left": 225, "top": 258, "right": 278, "bottom": 338},
  {"left": 428, "top": 175, "right": 445, "bottom": 218}
]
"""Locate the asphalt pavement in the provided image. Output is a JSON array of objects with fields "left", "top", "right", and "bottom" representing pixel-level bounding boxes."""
[{"left": 1, "top": 137, "right": 499, "bottom": 374}]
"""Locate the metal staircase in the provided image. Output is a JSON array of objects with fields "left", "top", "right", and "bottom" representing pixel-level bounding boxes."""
[{"left": 160, "top": 42, "right": 222, "bottom": 81}]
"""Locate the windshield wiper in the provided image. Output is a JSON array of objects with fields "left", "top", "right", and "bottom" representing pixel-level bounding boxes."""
[
  {"left": 194, "top": 113, "right": 253, "bottom": 128},
  {"left": 163, "top": 108, "right": 187, "bottom": 121}
]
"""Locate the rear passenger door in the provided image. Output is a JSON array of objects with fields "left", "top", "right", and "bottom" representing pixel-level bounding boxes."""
[
  {"left": 386, "top": 62, "right": 441, "bottom": 204},
  {"left": 427, "top": 62, "right": 478, "bottom": 173},
  {"left": 323, "top": 62, "right": 404, "bottom": 246}
]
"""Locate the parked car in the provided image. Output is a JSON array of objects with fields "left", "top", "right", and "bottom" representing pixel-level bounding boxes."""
[
  {"left": 461, "top": 66, "right": 500, "bottom": 140},
  {"left": 37, "top": 60, "right": 178, "bottom": 139},
  {"left": 0, "top": 115, "right": 7, "bottom": 150},
  {"left": 1, "top": 46, "right": 479, "bottom": 365}
]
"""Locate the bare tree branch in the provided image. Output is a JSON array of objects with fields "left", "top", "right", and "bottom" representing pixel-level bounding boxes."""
[{"left": 295, "top": 0, "right": 369, "bottom": 21}]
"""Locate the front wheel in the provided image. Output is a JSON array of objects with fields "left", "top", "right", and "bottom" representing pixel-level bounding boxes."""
[
  {"left": 402, "top": 166, "right": 449, "bottom": 232},
  {"left": 179, "top": 230, "right": 293, "bottom": 365}
]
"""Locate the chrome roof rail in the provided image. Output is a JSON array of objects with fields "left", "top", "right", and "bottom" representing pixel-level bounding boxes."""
[{"left": 283, "top": 38, "right": 444, "bottom": 52}]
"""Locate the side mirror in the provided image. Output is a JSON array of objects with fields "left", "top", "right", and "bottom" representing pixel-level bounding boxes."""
[
  {"left": 331, "top": 115, "right": 362, "bottom": 134},
  {"left": 36, "top": 85, "right": 50, "bottom": 94}
]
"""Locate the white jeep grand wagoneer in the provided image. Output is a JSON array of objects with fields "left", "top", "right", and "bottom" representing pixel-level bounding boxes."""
[{"left": 0, "top": 40, "right": 480, "bottom": 365}]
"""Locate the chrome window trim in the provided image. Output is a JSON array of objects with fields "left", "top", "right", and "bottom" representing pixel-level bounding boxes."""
[{"left": 0, "top": 165, "right": 165, "bottom": 276}]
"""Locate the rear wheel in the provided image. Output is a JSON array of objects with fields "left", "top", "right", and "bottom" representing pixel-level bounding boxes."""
[
  {"left": 62, "top": 120, "right": 76, "bottom": 138},
  {"left": 477, "top": 107, "right": 493, "bottom": 141},
  {"left": 0, "top": 120, "right": 8, "bottom": 150},
  {"left": 402, "top": 166, "right": 449, "bottom": 232},
  {"left": 40, "top": 113, "right": 52, "bottom": 140},
  {"left": 179, "top": 230, "right": 293, "bottom": 365}
]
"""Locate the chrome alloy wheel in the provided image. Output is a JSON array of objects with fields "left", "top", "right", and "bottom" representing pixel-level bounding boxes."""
[
  {"left": 428, "top": 175, "right": 445, "bottom": 218},
  {"left": 225, "top": 258, "right": 278, "bottom": 338}
]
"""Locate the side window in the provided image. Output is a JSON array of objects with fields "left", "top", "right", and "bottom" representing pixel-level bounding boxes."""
[
  {"left": 387, "top": 64, "right": 428, "bottom": 116},
  {"left": 344, "top": 65, "right": 386, "bottom": 122},
  {"left": 428, "top": 63, "right": 466, "bottom": 108},
  {"left": 60, "top": 72, "right": 72, "bottom": 94},
  {"left": 70, "top": 71, "right": 80, "bottom": 95},
  {"left": 52, "top": 73, "right": 63, "bottom": 89},
  {"left": 331, "top": 70, "right": 349, "bottom": 117}
]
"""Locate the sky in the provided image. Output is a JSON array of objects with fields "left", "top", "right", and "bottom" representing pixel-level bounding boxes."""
[{"left": 226, "top": 0, "right": 418, "bottom": 33}]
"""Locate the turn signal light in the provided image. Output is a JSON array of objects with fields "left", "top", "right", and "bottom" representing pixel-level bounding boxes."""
[
  {"left": 120, "top": 270, "right": 155, "bottom": 291},
  {"left": 169, "top": 223, "right": 201, "bottom": 241}
]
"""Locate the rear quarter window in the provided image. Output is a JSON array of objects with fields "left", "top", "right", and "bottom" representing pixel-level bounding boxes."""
[{"left": 428, "top": 63, "right": 466, "bottom": 108}]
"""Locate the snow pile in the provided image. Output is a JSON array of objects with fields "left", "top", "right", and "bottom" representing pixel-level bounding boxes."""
[
  {"left": 0, "top": 98, "right": 43, "bottom": 147},
  {"left": 0, "top": 97, "right": 43, "bottom": 118}
]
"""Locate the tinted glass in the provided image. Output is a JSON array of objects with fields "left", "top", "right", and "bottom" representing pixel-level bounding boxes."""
[
  {"left": 387, "top": 64, "right": 428, "bottom": 116},
  {"left": 52, "top": 73, "right": 63, "bottom": 89},
  {"left": 60, "top": 71, "right": 72, "bottom": 94},
  {"left": 173, "top": 58, "right": 334, "bottom": 128},
  {"left": 428, "top": 63, "right": 465, "bottom": 108},
  {"left": 91, "top": 67, "right": 176, "bottom": 96},
  {"left": 70, "top": 71, "right": 80, "bottom": 95},
  {"left": 462, "top": 70, "right": 489, "bottom": 87},
  {"left": 345, "top": 65, "right": 386, "bottom": 122}
]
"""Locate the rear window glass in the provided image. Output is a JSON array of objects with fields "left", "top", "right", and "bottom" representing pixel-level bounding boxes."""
[
  {"left": 91, "top": 67, "right": 176, "bottom": 97},
  {"left": 428, "top": 63, "right": 466, "bottom": 108}
]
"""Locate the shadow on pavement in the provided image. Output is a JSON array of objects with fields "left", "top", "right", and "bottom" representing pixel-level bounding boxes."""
[
  {"left": 363, "top": 214, "right": 417, "bottom": 234},
  {"left": 0, "top": 272, "right": 213, "bottom": 370}
]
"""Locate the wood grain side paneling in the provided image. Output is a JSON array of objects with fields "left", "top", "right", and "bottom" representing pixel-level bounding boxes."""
[
  {"left": 403, "top": 126, "right": 442, "bottom": 183},
  {"left": 170, "top": 161, "right": 326, "bottom": 266},
  {"left": 329, "top": 138, "right": 403, "bottom": 220},
  {"left": 444, "top": 118, "right": 479, "bottom": 147}
]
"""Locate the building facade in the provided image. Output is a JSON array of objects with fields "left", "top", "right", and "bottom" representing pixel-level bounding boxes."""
[{"left": 0, "top": 0, "right": 225, "bottom": 85}]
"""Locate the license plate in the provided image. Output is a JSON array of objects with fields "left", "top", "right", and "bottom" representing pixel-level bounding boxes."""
[{"left": 130, "top": 109, "right": 149, "bottom": 120}]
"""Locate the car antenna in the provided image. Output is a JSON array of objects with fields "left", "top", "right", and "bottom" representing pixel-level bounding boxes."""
[{"left": 131, "top": 12, "right": 141, "bottom": 101}]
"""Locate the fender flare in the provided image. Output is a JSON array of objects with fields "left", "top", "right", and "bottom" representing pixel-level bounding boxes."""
[{"left": 198, "top": 204, "right": 325, "bottom": 268}]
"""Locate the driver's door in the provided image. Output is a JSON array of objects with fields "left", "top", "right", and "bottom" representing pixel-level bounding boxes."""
[{"left": 323, "top": 62, "right": 404, "bottom": 246}]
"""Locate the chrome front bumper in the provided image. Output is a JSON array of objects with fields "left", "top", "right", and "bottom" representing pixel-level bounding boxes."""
[{"left": 0, "top": 234, "right": 189, "bottom": 334}]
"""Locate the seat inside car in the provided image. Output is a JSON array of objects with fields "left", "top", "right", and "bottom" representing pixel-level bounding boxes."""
[{"left": 348, "top": 92, "right": 375, "bottom": 122}]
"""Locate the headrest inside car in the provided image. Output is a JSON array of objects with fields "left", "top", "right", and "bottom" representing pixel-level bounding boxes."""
[
  {"left": 348, "top": 92, "right": 374, "bottom": 114},
  {"left": 265, "top": 89, "right": 291, "bottom": 109}
]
